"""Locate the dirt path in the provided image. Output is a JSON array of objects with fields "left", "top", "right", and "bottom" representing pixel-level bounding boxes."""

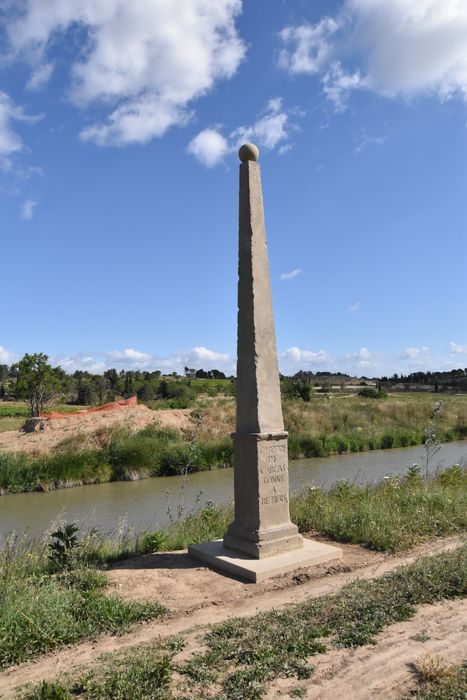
[
  {"left": 0, "top": 405, "right": 193, "bottom": 454},
  {"left": 0, "top": 535, "right": 463, "bottom": 698},
  {"left": 269, "top": 598, "right": 467, "bottom": 699}
]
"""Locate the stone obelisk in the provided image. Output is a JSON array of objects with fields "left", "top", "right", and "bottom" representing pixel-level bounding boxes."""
[
  {"left": 223, "top": 143, "right": 303, "bottom": 558},
  {"left": 189, "top": 144, "right": 342, "bottom": 581}
]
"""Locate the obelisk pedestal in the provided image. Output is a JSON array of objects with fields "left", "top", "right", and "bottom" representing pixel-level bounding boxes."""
[{"left": 189, "top": 144, "right": 341, "bottom": 581}]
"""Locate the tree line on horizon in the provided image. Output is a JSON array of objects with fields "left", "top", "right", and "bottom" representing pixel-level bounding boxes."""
[{"left": 0, "top": 353, "right": 466, "bottom": 417}]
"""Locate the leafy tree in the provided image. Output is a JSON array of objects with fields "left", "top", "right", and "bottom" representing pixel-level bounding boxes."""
[
  {"left": 91, "top": 375, "right": 107, "bottom": 405},
  {"left": 0, "top": 364, "right": 8, "bottom": 382},
  {"left": 12, "top": 353, "right": 65, "bottom": 417},
  {"left": 137, "top": 383, "right": 156, "bottom": 402},
  {"left": 104, "top": 368, "right": 120, "bottom": 394},
  {"left": 124, "top": 371, "right": 134, "bottom": 397}
]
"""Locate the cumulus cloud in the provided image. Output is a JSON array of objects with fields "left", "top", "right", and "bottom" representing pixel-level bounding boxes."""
[
  {"left": 281, "top": 347, "right": 334, "bottom": 370},
  {"left": 188, "top": 98, "right": 299, "bottom": 166},
  {"left": 187, "top": 128, "right": 229, "bottom": 167},
  {"left": 278, "top": 18, "right": 338, "bottom": 75},
  {"left": 280, "top": 269, "right": 301, "bottom": 281},
  {"left": 400, "top": 346, "right": 431, "bottom": 360},
  {"left": 5, "top": 0, "right": 245, "bottom": 146},
  {"left": 279, "top": 0, "right": 467, "bottom": 109},
  {"left": 231, "top": 97, "right": 296, "bottom": 150},
  {"left": 280, "top": 344, "right": 462, "bottom": 376},
  {"left": 20, "top": 198, "right": 38, "bottom": 220},
  {"left": 450, "top": 341, "right": 467, "bottom": 354},
  {"left": 51, "top": 346, "right": 235, "bottom": 375},
  {"left": 107, "top": 348, "right": 152, "bottom": 364}
]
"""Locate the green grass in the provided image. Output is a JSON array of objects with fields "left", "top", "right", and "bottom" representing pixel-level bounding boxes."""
[
  {"left": 20, "top": 643, "right": 176, "bottom": 699},
  {"left": 20, "top": 547, "right": 467, "bottom": 699},
  {"left": 68, "top": 466, "right": 466, "bottom": 567},
  {"left": 0, "top": 425, "right": 213, "bottom": 494},
  {"left": 0, "top": 416, "right": 25, "bottom": 432},
  {"left": 0, "top": 534, "right": 166, "bottom": 670},
  {"left": 0, "top": 403, "right": 88, "bottom": 418},
  {"left": 290, "top": 464, "right": 467, "bottom": 552}
]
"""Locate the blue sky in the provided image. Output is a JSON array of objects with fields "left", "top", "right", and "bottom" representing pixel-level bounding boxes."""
[{"left": 1, "top": 0, "right": 466, "bottom": 377}]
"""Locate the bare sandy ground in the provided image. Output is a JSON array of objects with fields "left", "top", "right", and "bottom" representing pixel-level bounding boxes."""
[
  {"left": 0, "top": 405, "right": 193, "bottom": 455},
  {"left": 0, "top": 535, "right": 464, "bottom": 699},
  {"left": 269, "top": 599, "right": 467, "bottom": 699}
]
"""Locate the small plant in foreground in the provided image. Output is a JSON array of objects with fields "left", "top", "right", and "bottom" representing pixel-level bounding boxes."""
[
  {"left": 48, "top": 523, "right": 80, "bottom": 572},
  {"left": 410, "top": 661, "right": 467, "bottom": 699},
  {"left": 414, "top": 653, "right": 456, "bottom": 684},
  {"left": 410, "top": 629, "right": 430, "bottom": 643}
]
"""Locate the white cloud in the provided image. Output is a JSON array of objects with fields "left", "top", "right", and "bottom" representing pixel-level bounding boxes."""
[
  {"left": 7, "top": 342, "right": 466, "bottom": 377},
  {"left": 278, "top": 18, "right": 338, "bottom": 75},
  {"left": 0, "top": 346, "right": 16, "bottom": 364},
  {"left": 279, "top": 0, "right": 467, "bottom": 109},
  {"left": 280, "top": 269, "right": 301, "bottom": 281},
  {"left": 231, "top": 97, "right": 294, "bottom": 150},
  {"left": 322, "top": 62, "right": 364, "bottom": 111},
  {"left": 278, "top": 143, "right": 292, "bottom": 156},
  {"left": 187, "top": 128, "right": 229, "bottom": 167},
  {"left": 20, "top": 198, "right": 38, "bottom": 220},
  {"left": 6, "top": 0, "right": 245, "bottom": 146},
  {"left": 450, "top": 342, "right": 467, "bottom": 354},
  {"left": 400, "top": 346, "right": 431, "bottom": 360},
  {"left": 189, "top": 98, "right": 299, "bottom": 166},
  {"left": 51, "top": 346, "right": 235, "bottom": 375},
  {"left": 347, "top": 301, "right": 360, "bottom": 312},
  {"left": 186, "top": 346, "right": 232, "bottom": 366},
  {"left": 0, "top": 91, "right": 40, "bottom": 157},
  {"left": 281, "top": 347, "right": 334, "bottom": 370},
  {"left": 26, "top": 62, "right": 54, "bottom": 91},
  {"left": 107, "top": 348, "right": 152, "bottom": 364}
]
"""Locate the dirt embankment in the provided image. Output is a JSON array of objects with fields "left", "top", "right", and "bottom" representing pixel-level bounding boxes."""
[{"left": 0, "top": 405, "right": 193, "bottom": 455}]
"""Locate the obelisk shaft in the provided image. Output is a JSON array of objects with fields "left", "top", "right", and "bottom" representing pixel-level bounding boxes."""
[
  {"left": 236, "top": 160, "right": 284, "bottom": 434},
  {"left": 223, "top": 145, "right": 303, "bottom": 559}
]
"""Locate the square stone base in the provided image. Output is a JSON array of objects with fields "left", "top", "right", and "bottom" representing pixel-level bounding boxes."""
[{"left": 188, "top": 538, "right": 342, "bottom": 583}]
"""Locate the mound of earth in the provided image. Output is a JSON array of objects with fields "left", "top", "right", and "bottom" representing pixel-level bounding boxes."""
[{"left": 0, "top": 405, "right": 193, "bottom": 455}]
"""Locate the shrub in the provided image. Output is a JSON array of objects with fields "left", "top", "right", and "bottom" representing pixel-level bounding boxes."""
[{"left": 358, "top": 387, "right": 387, "bottom": 398}]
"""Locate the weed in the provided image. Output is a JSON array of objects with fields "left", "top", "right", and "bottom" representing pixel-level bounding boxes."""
[
  {"left": 414, "top": 653, "right": 456, "bottom": 684},
  {"left": 410, "top": 629, "right": 430, "bottom": 643},
  {"left": 410, "top": 661, "right": 467, "bottom": 699}
]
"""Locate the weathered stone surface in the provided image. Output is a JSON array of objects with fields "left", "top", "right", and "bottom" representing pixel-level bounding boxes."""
[
  {"left": 189, "top": 143, "right": 341, "bottom": 576},
  {"left": 189, "top": 538, "right": 342, "bottom": 583},
  {"left": 223, "top": 433, "right": 302, "bottom": 557},
  {"left": 222, "top": 148, "right": 303, "bottom": 558}
]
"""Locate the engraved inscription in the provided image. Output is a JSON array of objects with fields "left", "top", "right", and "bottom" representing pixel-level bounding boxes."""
[{"left": 259, "top": 440, "right": 289, "bottom": 509}]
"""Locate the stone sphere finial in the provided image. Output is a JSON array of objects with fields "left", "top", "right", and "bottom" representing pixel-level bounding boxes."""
[{"left": 239, "top": 143, "right": 259, "bottom": 163}]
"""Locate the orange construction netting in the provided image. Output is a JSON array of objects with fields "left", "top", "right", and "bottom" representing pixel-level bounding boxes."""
[{"left": 40, "top": 396, "right": 137, "bottom": 419}]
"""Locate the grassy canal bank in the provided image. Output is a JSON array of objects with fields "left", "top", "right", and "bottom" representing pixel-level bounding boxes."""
[
  {"left": 1, "top": 464, "right": 465, "bottom": 675},
  {"left": 0, "top": 394, "right": 466, "bottom": 495}
]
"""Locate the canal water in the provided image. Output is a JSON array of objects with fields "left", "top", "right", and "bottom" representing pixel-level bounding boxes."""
[{"left": 1, "top": 441, "right": 465, "bottom": 539}]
